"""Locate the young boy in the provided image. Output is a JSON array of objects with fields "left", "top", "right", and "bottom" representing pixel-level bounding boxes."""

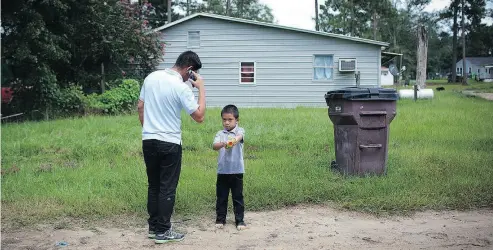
[{"left": 212, "top": 105, "right": 247, "bottom": 230}]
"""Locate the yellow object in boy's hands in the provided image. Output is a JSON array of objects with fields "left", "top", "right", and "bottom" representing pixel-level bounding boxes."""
[{"left": 225, "top": 136, "right": 236, "bottom": 149}]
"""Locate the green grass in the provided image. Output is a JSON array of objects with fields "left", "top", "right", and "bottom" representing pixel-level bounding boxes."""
[
  {"left": 425, "top": 79, "right": 448, "bottom": 85},
  {"left": 2, "top": 89, "right": 493, "bottom": 225}
]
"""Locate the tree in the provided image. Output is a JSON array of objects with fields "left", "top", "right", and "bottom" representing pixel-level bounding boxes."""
[
  {"left": 466, "top": 24, "right": 493, "bottom": 56},
  {"left": 440, "top": 0, "right": 486, "bottom": 82},
  {"left": 1, "top": 0, "right": 164, "bottom": 115},
  {"left": 181, "top": 0, "right": 275, "bottom": 23},
  {"left": 318, "top": 0, "right": 371, "bottom": 37},
  {"left": 318, "top": 0, "right": 435, "bottom": 79}
]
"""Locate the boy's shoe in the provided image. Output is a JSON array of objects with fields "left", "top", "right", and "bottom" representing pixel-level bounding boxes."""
[
  {"left": 148, "top": 230, "right": 156, "bottom": 239},
  {"left": 236, "top": 221, "right": 247, "bottom": 231},
  {"left": 155, "top": 230, "right": 185, "bottom": 244}
]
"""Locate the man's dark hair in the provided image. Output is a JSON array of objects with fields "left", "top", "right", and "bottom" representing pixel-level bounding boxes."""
[
  {"left": 221, "top": 104, "right": 239, "bottom": 119},
  {"left": 175, "top": 50, "right": 202, "bottom": 71}
]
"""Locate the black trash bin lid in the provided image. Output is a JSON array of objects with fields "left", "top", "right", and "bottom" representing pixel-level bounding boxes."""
[{"left": 325, "top": 87, "right": 398, "bottom": 101}]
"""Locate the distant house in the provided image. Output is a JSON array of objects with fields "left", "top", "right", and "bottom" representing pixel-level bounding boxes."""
[
  {"left": 153, "top": 13, "right": 389, "bottom": 107},
  {"left": 456, "top": 57, "right": 493, "bottom": 82},
  {"left": 380, "top": 67, "right": 395, "bottom": 86}
]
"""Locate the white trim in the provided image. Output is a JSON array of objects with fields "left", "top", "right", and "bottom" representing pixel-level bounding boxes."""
[
  {"left": 312, "top": 55, "right": 335, "bottom": 81},
  {"left": 151, "top": 13, "right": 389, "bottom": 47},
  {"left": 239, "top": 61, "right": 256, "bottom": 85}
]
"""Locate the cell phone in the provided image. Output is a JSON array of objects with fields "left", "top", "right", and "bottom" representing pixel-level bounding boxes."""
[{"left": 188, "top": 70, "right": 196, "bottom": 81}]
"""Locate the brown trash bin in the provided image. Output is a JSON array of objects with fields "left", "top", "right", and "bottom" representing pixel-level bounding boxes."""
[{"left": 324, "top": 87, "right": 398, "bottom": 176}]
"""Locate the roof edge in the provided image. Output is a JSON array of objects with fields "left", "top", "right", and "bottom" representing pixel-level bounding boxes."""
[{"left": 152, "top": 13, "right": 389, "bottom": 47}]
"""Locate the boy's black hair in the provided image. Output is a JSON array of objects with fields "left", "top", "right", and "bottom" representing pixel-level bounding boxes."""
[
  {"left": 221, "top": 104, "right": 239, "bottom": 119},
  {"left": 174, "top": 51, "right": 202, "bottom": 71}
]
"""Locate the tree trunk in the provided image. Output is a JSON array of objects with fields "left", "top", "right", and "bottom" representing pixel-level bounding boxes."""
[
  {"left": 187, "top": 0, "right": 190, "bottom": 15},
  {"left": 101, "top": 62, "right": 105, "bottom": 93},
  {"left": 167, "top": 0, "right": 172, "bottom": 24},
  {"left": 451, "top": 6, "right": 458, "bottom": 83},
  {"left": 315, "top": 0, "right": 319, "bottom": 31},
  {"left": 416, "top": 25, "right": 428, "bottom": 89},
  {"left": 461, "top": 0, "right": 468, "bottom": 85}
]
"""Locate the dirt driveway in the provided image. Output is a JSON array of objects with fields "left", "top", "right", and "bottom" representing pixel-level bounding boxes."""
[{"left": 2, "top": 205, "right": 492, "bottom": 250}]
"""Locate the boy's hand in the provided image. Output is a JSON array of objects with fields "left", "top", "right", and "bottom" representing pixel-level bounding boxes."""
[
  {"left": 225, "top": 139, "right": 234, "bottom": 149},
  {"left": 233, "top": 135, "right": 243, "bottom": 146},
  {"left": 213, "top": 141, "right": 227, "bottom": 151}
]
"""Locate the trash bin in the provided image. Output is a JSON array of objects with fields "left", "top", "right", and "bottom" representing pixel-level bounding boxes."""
[{"left": 324, "top": 87, "right": 398, "bottom": 176}]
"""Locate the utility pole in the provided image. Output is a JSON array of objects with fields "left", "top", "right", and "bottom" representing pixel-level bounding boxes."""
[
  {"left": 167, "top": 0, "right": 172, "bottom": 24},
  {"left": 315, "top": 0, "right": 319, "bottom": 31},
  {"left": 226, "top": 0, "right": 231, "bottom": 15},
  {"left": 461, "top": 0, "right": 468, "bottom": 85}
]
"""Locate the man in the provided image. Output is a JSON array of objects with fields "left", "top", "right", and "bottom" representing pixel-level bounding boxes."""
[{"left": 137, "top": 51, "right": 206, "bottom": 244}]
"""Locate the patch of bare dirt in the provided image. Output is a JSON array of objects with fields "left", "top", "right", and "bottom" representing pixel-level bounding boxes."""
[
  {"left": 474, "top": 93, "right": 493, "bottom": 101},
  {"left": 2, "top": 205, "right": 493, "bottom": 250},
  {"left": 462, "top": 90, "right": 493, "bottom": 101}
]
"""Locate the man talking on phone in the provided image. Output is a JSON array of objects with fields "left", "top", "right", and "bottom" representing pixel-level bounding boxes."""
[{"left": 137, "top": 50, "right": 206, "bottom": 244}]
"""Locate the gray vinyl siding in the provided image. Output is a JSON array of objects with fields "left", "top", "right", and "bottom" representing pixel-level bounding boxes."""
[
  {"left": 158, "top": 16, "right": 382, "bottom": 107},
  {"left": 456, "top": 59, "right": 474, "bottom": 75}
]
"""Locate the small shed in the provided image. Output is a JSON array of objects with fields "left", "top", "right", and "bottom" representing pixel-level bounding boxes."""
[{"left": 380, "top": 67, "right": 394, "bottom": 86}]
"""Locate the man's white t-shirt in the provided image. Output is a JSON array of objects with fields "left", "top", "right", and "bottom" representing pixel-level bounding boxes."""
[{"left": 139, "top": 69, "right": 199, "bottom": 145}]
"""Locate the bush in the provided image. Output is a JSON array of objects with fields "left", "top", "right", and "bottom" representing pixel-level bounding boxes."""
[
  {"left": 84, "top": 79, "right": 141, "bottom": 114},
  {"left": 54, "top": 85, "right": 86, "bottom": 116}
]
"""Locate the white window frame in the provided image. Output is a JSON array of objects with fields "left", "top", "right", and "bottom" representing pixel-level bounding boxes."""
[
  {"left": 187, "top": 31, "right": 200, "bottom": 48},
  {"left": 313, "top": 55, "right": 334, "bottom": 81},
  {"left": 239, "top": 61, "right": 256, "bottom": 85}
]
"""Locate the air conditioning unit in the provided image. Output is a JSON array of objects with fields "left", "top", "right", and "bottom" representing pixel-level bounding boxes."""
[{"left": 338, "top": 58, "right": 357, "bottom": 72}]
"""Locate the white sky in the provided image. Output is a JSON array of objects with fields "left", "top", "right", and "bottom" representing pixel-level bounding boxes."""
[{"left": 258, "top": 0, "right": 492, "bottom": 30}]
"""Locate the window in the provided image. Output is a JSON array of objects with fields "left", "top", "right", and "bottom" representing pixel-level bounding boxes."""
[
  {"left": 313, "top": 55, "right": 334, "bottom": 80},
  {"left": 187, "top": 31, "right": 200, "bottom": 48},
  {"left": 478, "top": 69, "right": 480, "bottom": 74},
  {"left": 240, "top": 62, "right": 255, "bottom": 84},
  {"left": 468, "top": 67, "right": 472, "bottom": 74}
]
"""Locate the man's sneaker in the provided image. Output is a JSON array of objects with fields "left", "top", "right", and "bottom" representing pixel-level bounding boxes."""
[
  {"left": 215, "top": 219, "right": 225, "bottom": 229},
  {"left": 148, "top": 230, "right": 156, "bottom": 239},
  {"left": 155, "top": 230, "right": 185, "bottom": 244},
  {"left": 236, "top": 221, "right": 247, "bottom": 230}
]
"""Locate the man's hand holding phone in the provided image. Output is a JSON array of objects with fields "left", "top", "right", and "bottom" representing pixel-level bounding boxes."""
[{"left": 190, "top": 71, "right": 204, "bottom": 89}]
